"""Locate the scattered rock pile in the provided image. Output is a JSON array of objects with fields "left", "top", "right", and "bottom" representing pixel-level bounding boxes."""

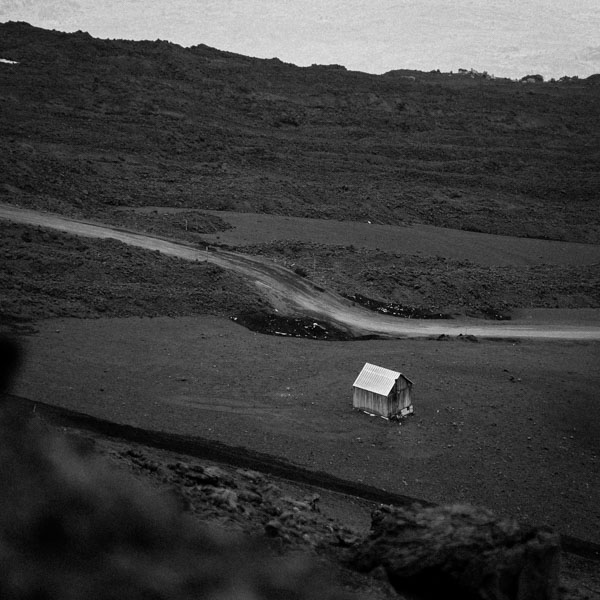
[
  {"left": 231, "top": 311, "right": 354, "bottom": 340},
  {"left": 118, "top": 448, "right": 361, "bottom": 550}
]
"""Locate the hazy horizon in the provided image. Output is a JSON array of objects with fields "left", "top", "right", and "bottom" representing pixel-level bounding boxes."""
[{"left": 2, "top": 1, "right": 600, "bottom": 80}]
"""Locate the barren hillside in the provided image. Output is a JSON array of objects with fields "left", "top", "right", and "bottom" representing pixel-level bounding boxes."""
[{"left": 1, "top": 21, "right": 599, "bottom": 242}]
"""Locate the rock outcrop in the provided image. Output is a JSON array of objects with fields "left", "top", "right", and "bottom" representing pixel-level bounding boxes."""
[{"left": 351, "top": 503, "right": 561, "bottom": 600}]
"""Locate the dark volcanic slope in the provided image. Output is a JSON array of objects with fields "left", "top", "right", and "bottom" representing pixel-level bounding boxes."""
[{"left": 1, "top": 22, "right": 599, "bottom": 243}]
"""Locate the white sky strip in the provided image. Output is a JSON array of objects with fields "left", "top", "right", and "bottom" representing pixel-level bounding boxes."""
[{"left": 1, "top": 1, "right": 599, "bottom": 79}]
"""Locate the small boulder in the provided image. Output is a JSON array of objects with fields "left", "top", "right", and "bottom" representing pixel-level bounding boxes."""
[{"left": 207, "top": 487, "right": 238, "bottom": 510}]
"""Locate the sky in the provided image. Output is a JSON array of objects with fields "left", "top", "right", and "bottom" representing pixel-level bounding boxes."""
[{"left": 1, "top": 0, "right": 600, "bottom": 80}]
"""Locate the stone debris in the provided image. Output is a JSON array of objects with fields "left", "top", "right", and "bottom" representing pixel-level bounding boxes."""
[{"left": 108, "top": 446, "right": 366, "bottom": 557}]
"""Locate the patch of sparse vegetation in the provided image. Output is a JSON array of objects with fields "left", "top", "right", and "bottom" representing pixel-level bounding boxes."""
[
  {"left": 238, "top": 241, "right": 600, "bottom": 318},
  {"left": 0, "top": 222, "right": 266, "bottom": 322}
]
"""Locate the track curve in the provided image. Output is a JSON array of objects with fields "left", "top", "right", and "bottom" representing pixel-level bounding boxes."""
[{"left": 2, "top": 204, "right": 600, "bottom": 341}]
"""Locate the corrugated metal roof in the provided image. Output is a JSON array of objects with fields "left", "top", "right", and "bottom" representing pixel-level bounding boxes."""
[{"left": 352, "top": 363, "right": 402, "bottom": 397}]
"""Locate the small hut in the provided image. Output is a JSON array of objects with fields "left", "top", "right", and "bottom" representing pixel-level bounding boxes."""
[{"left": 352, "top": 363, "right": 413, "bottom": 419}]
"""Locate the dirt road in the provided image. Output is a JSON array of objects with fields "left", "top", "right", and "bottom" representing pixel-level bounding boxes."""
[{"left": 2, "top": 204, "right": 599, "bottom": 341}]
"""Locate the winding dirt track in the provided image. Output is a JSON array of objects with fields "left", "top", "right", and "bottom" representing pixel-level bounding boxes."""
[{"left": 2, "top": 204, "right": 600, "bottom": 341}]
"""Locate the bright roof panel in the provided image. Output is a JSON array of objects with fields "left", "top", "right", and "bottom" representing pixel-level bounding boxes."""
[{"left": 352, "top": 362, "right": 401, "bottom": 396}]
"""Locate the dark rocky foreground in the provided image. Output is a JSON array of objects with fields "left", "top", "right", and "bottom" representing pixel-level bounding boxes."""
[
  {"left": 0, "top": 402, "right": 566, "bottom": 600},
  {"left": 1, "top": 338, "right": 598, "bottom": 599}
]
